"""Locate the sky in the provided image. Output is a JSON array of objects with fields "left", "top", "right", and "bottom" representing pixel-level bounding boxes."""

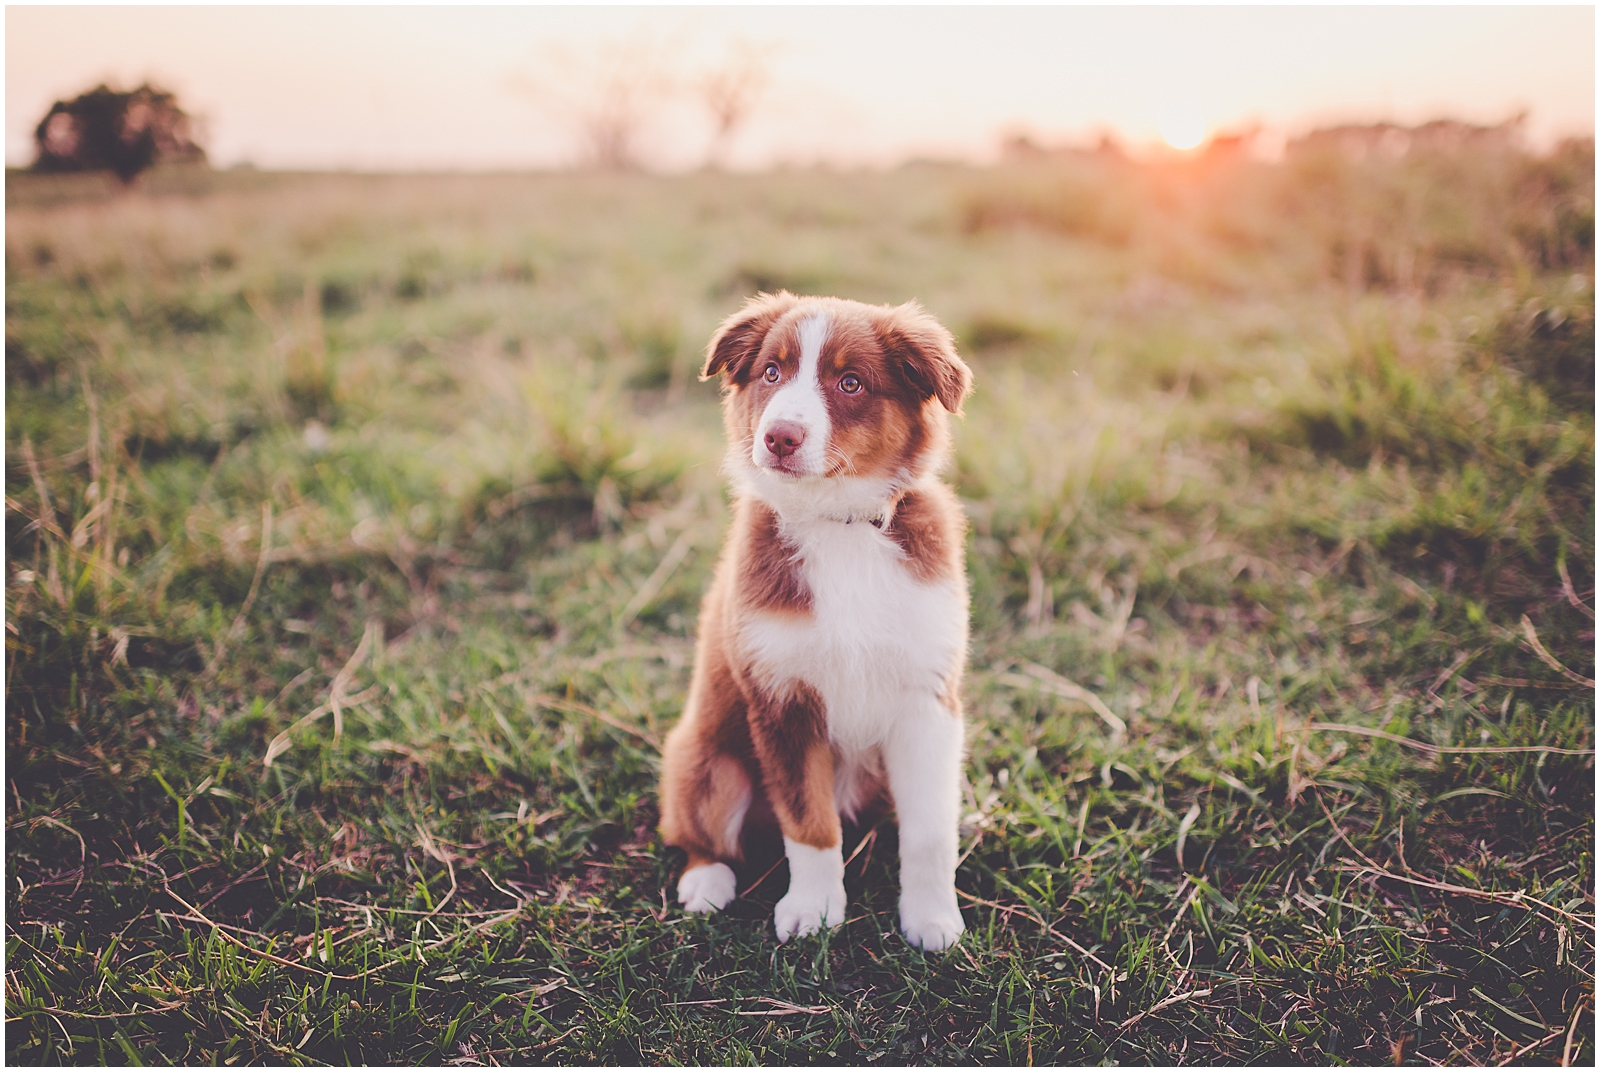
[{"left": 6, "top": 5, "right": 1594, "bottom": 171}]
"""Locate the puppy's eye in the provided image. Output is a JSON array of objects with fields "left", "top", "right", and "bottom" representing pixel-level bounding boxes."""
[
  {"left": 763, "top": 364, "right": 780, "bottom": 384},
  {"left": 839, "top": 373, "right": 862, "bottom": 394}
]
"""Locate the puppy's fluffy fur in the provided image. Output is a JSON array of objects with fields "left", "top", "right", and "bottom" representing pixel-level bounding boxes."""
[{"left": 659, "top": 292, "right": 974, "bottom": 950}]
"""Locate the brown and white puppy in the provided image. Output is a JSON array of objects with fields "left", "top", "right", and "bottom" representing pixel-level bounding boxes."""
[{"left": 659, "top": 291, "right": 973, "bottom": 950}]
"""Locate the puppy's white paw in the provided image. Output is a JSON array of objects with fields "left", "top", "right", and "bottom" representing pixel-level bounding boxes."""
[
  {"left": 901, "top": 909, "right": 965, "bottom": 951},
  {"left": 900, "top": 886, "right": 965, "bottom": 951},
  {"left": 678, "top": 862, "right": 737, "bottom": 914},
  {"left": 773, "top": 884, "right": 847, "bottom": 943}
]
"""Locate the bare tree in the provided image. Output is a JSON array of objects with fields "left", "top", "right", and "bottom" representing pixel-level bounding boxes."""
[
  {"left": 697, "top": 40, "right": 772, "bottom": 170},
  {"left": 508, "top": 32, "right": 779, "bottom": 172},
  {"left": 511, "top": 36, "right": 676, "bottom": 171}
]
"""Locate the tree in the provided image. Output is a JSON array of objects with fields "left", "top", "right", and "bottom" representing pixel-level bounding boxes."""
[
  {"left": 508, "top": 33, "right": 777, "bottom": 172},
  {"left": 698, "top": 40, "right": 772, "bottom": 170},
  {"left": 510, "top": 37, "right": 675, "bottom": 171},
  {"left": 33, "top": 83, "right": 206, "bottom": 183}
]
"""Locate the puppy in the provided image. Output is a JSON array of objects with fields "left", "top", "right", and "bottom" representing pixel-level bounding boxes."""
[{"left": 659, "top": 291, "right": 974, "bottom": 950}]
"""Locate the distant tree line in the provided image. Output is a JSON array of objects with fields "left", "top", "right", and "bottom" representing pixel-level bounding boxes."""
[{"left": 33, "top": 82, "right": 206, "bottom": 183}]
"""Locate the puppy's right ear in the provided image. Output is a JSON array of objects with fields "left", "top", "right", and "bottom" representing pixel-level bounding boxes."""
[{"left": 701, "top": 291, "right": 798, "bottom": 383}]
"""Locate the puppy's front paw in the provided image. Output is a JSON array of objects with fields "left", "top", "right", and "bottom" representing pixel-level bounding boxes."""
[
  {"left": 901, "top": 909, "right": 965, "bottom": 951},
  {"left": 773, "top": 884, "right": 847, "bottom": 942},
  {"left": 900, "top": 886, "right": 965, "bottom": 951},
  {"left": 678, "top": 862, "right": 737, "bottom": 914}
]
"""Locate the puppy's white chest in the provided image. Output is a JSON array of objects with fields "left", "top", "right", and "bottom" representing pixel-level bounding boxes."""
[{"left": 741, "top": 520, "right": 966, "bottom": 752}]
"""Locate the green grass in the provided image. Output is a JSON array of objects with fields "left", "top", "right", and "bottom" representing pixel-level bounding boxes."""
[{"left": 5, "top": 137, "right": 1594, "bottom": 1064}]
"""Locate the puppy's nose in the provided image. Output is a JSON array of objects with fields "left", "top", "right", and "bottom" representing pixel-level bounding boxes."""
[{"left": 764, "top": 421, "right": 806, "bottom": 459}]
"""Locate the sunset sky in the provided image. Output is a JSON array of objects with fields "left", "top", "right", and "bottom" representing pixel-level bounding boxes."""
[{"left": 6, "top": 5, "right": 1594, "bottom": 171}]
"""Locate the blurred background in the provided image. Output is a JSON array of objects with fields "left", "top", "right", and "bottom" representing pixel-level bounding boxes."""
[
  {"left": 5, "top": 6, "right": 1595, "bottom": 171},
  {"left": 6, "top": 5, "right": 1596, "bottom": 1066}
]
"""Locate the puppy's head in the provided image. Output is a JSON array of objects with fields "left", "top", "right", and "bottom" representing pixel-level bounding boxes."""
[{"left": 702, "top": 292, "right": 972, "bottom": 499}]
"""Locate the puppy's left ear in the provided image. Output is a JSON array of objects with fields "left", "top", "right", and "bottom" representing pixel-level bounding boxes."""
[{"left": 877, "top": 302, "right": 973, "bottom": 416}]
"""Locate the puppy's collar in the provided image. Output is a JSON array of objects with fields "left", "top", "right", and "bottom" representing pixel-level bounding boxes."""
[
  {"left": 820, "top": 495, "right": 900, "bottom": 529},
  {"left": 834, "top": 512, "right": 886, "bottom": 529}
]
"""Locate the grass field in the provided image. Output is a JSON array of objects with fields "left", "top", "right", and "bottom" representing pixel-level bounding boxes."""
[{"left": 5, "top": 129, "right": 1595, "bottom": 1064}]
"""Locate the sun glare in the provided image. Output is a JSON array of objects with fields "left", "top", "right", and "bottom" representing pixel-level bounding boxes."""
[{"left": 1158, "top": 114, "right": 1207, "bottom": 152}]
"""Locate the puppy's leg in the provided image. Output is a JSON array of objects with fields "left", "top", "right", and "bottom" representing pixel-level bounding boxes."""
[
  {"left": 661, "top": 747, "right": 750, "bottom": 912},
  {"left": 747, "top": 685, "right": 846, "bottom": 942},
  {"left": 668, "top": 753, "right": 749, "bottom": 913},
  {"left": 883, "top": 697, "right": 965, "bottom": 950},
  {"left": 660, "top": 662, "right": 753, "bottom": 914}
]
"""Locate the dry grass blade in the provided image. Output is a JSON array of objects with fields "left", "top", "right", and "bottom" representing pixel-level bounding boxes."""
[
  {"left": 1338, "top": 865, "right": 1595, "bottom": 931},
  {"left": 1563, "top": 995, "right": 1589, "bottom": 1066},
  {"left": 525, "top": 1025, "right": 581, "bottom": 1053},
  {"left": 614, "top": 526, "right": 696, "bottom": 632},
  {"left": 735, "top": 998, "right": 832, "bottom": 1017},
  {"left": 1023, "top": 557, "right": 1052, "bottom": 634},
  {"left": 19, "top": 434, "right": 61, "bottom": 540},
  {"left": 1309, "top": 723, "right": 1594, "bottom": 757},
  {"left": 13, "top": 816, "right": 87, "bottom": 895},
  {"left": 314, "top": 896, "right": 515, "bottom": 919},
  {"left": 1425, "top": 650, "right": 1474, "bottom": 702},
  {"left": 1119, "top": 988, "right": 1214, "bottom": 1030},
  {"left": 326, "top": 619, "right": 383, "bottom": 742},
  {"left": 1312, "top": 790, "right": 1587, "bottom": 934},
  {"left": 737, "top": 855, "right": 788, "bottom": 899},
  {"left": 263, "top": 621, "right": 381, "bottom": 766},
  {"left": 1161, "top": 882, "right": 1201, "bottom": 955},
  {"left": 664, "top": 999, "right": 733, "bottom": 1008},
  {"left": 1474, "top": 674, "right": 1588, "bottom": 690},
  {"left": 5, "top": 495, "right": 50, "bottom": 540},
  {"left": 1518, "top": 615, "right": 1595, "bottom": 688},
  {"left": 1174, "top": 803, "right": 1201, "bottom": 872},
  {"left": 1316, "top": 792, "right": 1593, "bottom": 931},
  {"left": 958, "top": 890, "right": 1113, "bottom": 972},
  {"left": 1558, "top": 559, "right": 1594, "bottom": 621},
  {"left": 525, "top": 693, "right": 660, "bottom": 750},
  {"left": 412, "top": 822, "right": 460, "bottom": 919},
  {"left": 13, "top": 1001, "right": 190, "bottom": 1021},
  {"left": 1498, "top": 1027, "right": 1564, "bottom": 1064},
  {"left": 419, "top": 908, "right": 522, "bottom": 952},
  {"left": 998, "top": 663, "right": 1127, "bottom": 738}
]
